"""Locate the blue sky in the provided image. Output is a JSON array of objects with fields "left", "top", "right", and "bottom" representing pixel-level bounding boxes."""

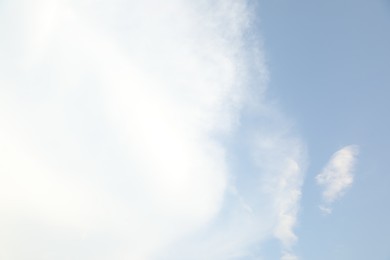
[
  {"left": 258, "top": 0, "right": 390, "bottom": 259},
  {"left": 0, "top": 0, "right": 389, "bottom": 259}
]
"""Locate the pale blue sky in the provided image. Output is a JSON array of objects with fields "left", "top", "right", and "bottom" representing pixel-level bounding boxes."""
[{"left": 258, "top": 0, "right": 390, "bottom": 259}]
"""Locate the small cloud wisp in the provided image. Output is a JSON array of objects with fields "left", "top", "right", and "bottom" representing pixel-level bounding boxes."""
[{"left": 316, "top": 145, "right": 359, "bottom": 214}]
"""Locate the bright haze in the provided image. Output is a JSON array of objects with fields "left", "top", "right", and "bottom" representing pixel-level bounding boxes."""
[{"left": 1, "top": 0, "right": 389, "bottom": 259}]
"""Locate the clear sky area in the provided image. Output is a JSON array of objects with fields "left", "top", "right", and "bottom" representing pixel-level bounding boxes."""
[
  {"left": 0, "top": 0, "right": 389, "bottom": 259},
  {"left": 258, "top": 0, "right": 390, "bottom": 259}
]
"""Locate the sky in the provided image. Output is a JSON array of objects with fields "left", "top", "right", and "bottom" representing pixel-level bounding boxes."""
[{"left": 0, "top": 0, "right": 389, "bottom": 259}]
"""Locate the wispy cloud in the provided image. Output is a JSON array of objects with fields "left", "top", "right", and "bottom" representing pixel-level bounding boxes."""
[
  {"left": 316, "top": 145, "right": 359, "bottom": 214},
  {"left": 281, "top": 252, "right": 299, "bottom": 260},
  {"left": 252, "top": 126, "right": 306, "bottom": 259},
  {"left": 0, "top": 1, "right": 306, "bottom": 259}
]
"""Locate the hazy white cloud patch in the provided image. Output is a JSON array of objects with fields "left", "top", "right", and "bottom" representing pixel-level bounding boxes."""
[
  {"left": 316, "top": 145, "right": 359, "bottom": 214},
  {"left": 281, "top": 251, "right": 299, "bottom": 260},
  {"left": 0, "top": 0, "right": 306, "bottom": 259}
]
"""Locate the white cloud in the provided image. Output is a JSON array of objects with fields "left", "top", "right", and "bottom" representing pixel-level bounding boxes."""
[
  {"left": 316, "top": 145, "right": 359, "bottom": 212},
  {"left": 0, "top": 0, "right": 306, "bottom": 259}
]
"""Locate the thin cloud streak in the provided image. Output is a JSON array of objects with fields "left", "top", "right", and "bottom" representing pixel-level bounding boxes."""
[
  {"left": 316, "top": 145, "right": 359, "bottom": 213},
  {"left": 253, "top": 126, "right": 306, "bottom": 259}
]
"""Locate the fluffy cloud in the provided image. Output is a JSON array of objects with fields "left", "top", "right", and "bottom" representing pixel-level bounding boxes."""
[
  {"left": 316, "top": 145, "right": 359, "bottom": 213},
  {"left": 0, "top": 0, "right": 306, "bottom": 259}
]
